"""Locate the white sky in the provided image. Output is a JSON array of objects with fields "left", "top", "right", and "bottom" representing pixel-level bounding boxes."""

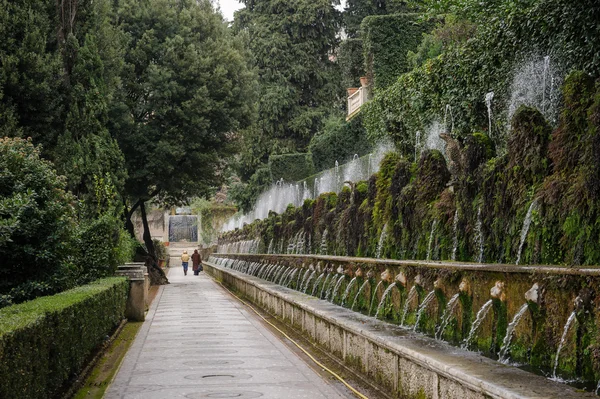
[
  {"left": 214, "top": 0, "right": 346, "bottom": 22},
  {"left": 215, "top": 0, "right": 244, "bottom": 21}
]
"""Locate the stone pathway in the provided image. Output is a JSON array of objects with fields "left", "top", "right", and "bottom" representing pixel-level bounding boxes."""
[{"left": 105, "top": 267, "right": 350, "bottom": 399}]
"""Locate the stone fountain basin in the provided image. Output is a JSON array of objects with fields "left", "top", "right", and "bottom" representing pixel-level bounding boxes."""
[{"left": 204, "top": 258, "right": 595, "bottom": 399}]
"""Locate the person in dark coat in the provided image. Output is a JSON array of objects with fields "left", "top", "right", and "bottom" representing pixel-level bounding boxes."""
[{"left": 191, "top": 249, "right": 202, "bottom": 275}]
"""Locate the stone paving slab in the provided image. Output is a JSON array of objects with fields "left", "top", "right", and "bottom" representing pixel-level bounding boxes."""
[{"left": 105, "top": 268, "right": 350, "bottom": 399}]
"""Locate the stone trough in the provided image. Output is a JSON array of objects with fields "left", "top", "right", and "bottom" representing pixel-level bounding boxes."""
[{"left": 204, "top": 254, "right": 600, "bottom": 398}]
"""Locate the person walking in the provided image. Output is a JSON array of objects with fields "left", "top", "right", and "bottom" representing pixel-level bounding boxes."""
[
  {"left": 181, "top": 250, "right": 190, "bottom": 276},
  {"left": 191, "top": 249, "right": 202, "bottom": 275}
]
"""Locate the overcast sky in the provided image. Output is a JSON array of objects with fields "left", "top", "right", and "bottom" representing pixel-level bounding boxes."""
[
  {"left": 215, "top": 0, "right": 243, "bottom": 21},
  {"left": 214, "top": 0, "right": 346, "bottom": 22}
]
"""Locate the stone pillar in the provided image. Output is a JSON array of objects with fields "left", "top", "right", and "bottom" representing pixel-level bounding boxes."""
[{"left": 116, "top": 263, "right": 148, "bottom": 321}]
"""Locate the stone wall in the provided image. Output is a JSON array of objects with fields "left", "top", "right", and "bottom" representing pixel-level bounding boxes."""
[
  {"left": 204, "top": 256, "right": 595, "bottom": 398},
  {"left": 208, "top": 254, "right": 600, "bottom": 392}
]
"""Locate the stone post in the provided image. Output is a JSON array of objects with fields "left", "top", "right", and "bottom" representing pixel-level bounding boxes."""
[{"left": 116, "top": 262, "right": 148, "bottom": 321}]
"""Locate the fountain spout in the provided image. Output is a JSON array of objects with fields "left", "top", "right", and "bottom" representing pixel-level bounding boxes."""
[{"left": 490, "top": 281, "right": 506, "bottom": 302}]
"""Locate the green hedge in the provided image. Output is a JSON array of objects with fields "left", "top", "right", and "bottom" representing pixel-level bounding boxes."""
[
  {"left": 338, "top": 38, "right": 364, "bottom": 89},
  {"left": 361, "top": 13, "right": 433, "bottom": 90},
  {"left": 308, "top": 114, "right": 372, "bottom": 171},
  {"left": 269, "top": 153, "right": 315, "bottom": 182},
  {"left": 0, "top": 277, "right": 128, "bottom": 399}
]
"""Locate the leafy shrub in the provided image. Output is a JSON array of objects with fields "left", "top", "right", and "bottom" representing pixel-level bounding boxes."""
[
  {"left": 0, "top": 277, "right": 128, "bottom": 399},
  {"left": 268, "top": 153, "right": 315, "bottom": 182},
  {"left": 0, "top": 137, "right": 76, "bottom": 297},
  {"left": 308, "top": 114, "right": 372, "bottom": 171},
  {"left": 72, "top": 214, "right": 136, "bottom": 282}
]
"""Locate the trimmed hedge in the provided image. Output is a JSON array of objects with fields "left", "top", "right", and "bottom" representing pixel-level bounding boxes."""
[
  {"left": 361, "top": 13, "right": 433, "bottom": 90},
  {"left": 309, "top": 114, "right": 372, "bottom": 171},
  {"left": 0, "top": 277, "right": 128, "bottom": 399},
  {"left": 269, "top": 153, "right": 315, "bottom": 182}
]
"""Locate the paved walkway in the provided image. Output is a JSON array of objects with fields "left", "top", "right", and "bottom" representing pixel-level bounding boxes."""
[{"left": 105, "top": 267, "right": 349, "bottom": 399}]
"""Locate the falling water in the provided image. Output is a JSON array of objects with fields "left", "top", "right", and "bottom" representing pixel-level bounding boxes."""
[
  {"left": 335, "top": 160, "right": 340, "bottom": 192},
  {"left": 400, "top": 286, "right": 418, "bottom": 325},
  {"left": 311, "top": 273, "right": 325, "bottom": 296},
  {"left": 374, "top": 283, "right": 397, "bottom": 319},
  {"left": 351, "top": 280, "right": 370, "bottom": 311},
  {"left": 278, "top": 267, "right": 292, "bottom": 285},
  {"left": 485, "top": 91, "right": 494, "bottom": 136},
  {"left": 542, "top": 56, "right": 550, "bottom": 112},
  {"left": 320, "top": 273, "right": 332, "bottom": 298},
  {"left": 475, "top": 206, "right": 484, "bottom": 263},
  {"left": 267, "top": 239, "right": 274, "bottom": 254},
  {"left": 329, "top": 275, "right": 346, "bottom": 302},
  {"left": 552, "top": 311, "right": 577, "bottom": 379},
  {"left": 369, "top": 281, "right": 385, "bottom": 316},
  {"left": 367, "top": 153, "right": 373, "bottom": 176},
  {"left": 303, "top": 271, "right": 316, "bottom": 293},
  {"left": 300, "top": 269, "right": 312, "bottom": 290},
  {"left": 413, "top": 290, "right": 436, "bottom": 331},
  {"left": 415, "top": 131, "right": 421, "bottom": 161},
  {"left": 516, "top": 200, "right": 538, "bottom": 265},
  {"left": 498, "top": 303, "right": 530, "bottom": 362},
  {"left": 375, "top": 223, "right": 388, "bottom": 259},
  {"left": 426, "top": 220, "right": 438, "bottom": 261},
  {"left": 451, "top": 210, "right": 459, "bottom": 261},
  {"left": 435, "top": 293, "right": 460, "bottom": 339},
  {"left": 341, "top": 277, "right": 358, "bottom": 307},
  {"left": 463, "top": 299, "right": 494, "bottom": 348},
  {"left": 444, "top": 104, "right": 454, "bottom": 133},
  {"left": 285, "top": 269, "right": 298, "bottom": 287},
  {"left": 320, "top": 230, "right": 328, "bottom": 255}
]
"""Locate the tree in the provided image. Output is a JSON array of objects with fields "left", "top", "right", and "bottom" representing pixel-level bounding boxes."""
[
  {"left": 0, "top": 0, "right": 64, "bottom": 150},
  {"left": 112, "top": 0, "right": 256, "bottom": 283},
  {"left": 232, "top": 0, "right": 342, "bottom": 204},
  {"left": 0, "top": 138, "right": 76, "bottom": 305}
]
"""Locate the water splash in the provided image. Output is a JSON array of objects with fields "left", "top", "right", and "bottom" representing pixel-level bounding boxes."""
[
  {"left": 413, "top": 290, "right": 436, "bottom": 331},
  {"left": 516, "top": 200, "right": 538, "bottom": 265},
  {"left": 475, "top": 205, "right": 484, "bottom": 263},
  {"left": 552, "top": 311, "right": 577, "bottom": 379},
  {"left": 369, "top": 281, "right": 385, "bottom": 316},
  {"left": 341, "top": 277, "right": 358, "bottom": 307},
  {"left": 351, "top": 280, "right": 370, "bottom": 311},
  {"left": 435, "top": 293, "right": 460, "bottom": 339},
  {"left": 485, "top": 91, "right": 494, "bottom": 136},
  {"left": 426, "top": 220, "right": 438, "bottom": 261},
  {"left": 463, "top": 299, "right": 494, "bottom": 348},
  {"left": 400, "top": 286, "right": 418, "bottom": 325},
  {"left": 374, "top": 283, "right": 397, "bottom": 319},
  {"left": 498, "top": 303, "right": 530, "bottom": 362},
  {"left": 451, "top": 210, "right": 459, "bottom": 261},
  {"left": 508, "top": 56, "right": 561, "bottom": 126},
  {"left": 376, "top": 223, "right": 388, "bottom": 259}
]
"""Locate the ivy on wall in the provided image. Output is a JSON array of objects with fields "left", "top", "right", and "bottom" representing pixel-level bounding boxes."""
[
  {"left": 338, "top": 38, "right": 365, "bottom": 89},
  {"left": 361, "top": 13, "right": 433, "bottom": 90}
]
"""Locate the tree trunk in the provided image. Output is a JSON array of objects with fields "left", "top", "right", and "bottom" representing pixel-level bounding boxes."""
[
  {"left": 140, "top": 201, "right": 168, "bottom": 285},
  {"left": 123, "top": 199, "right": 136, "bottom": 239}
]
